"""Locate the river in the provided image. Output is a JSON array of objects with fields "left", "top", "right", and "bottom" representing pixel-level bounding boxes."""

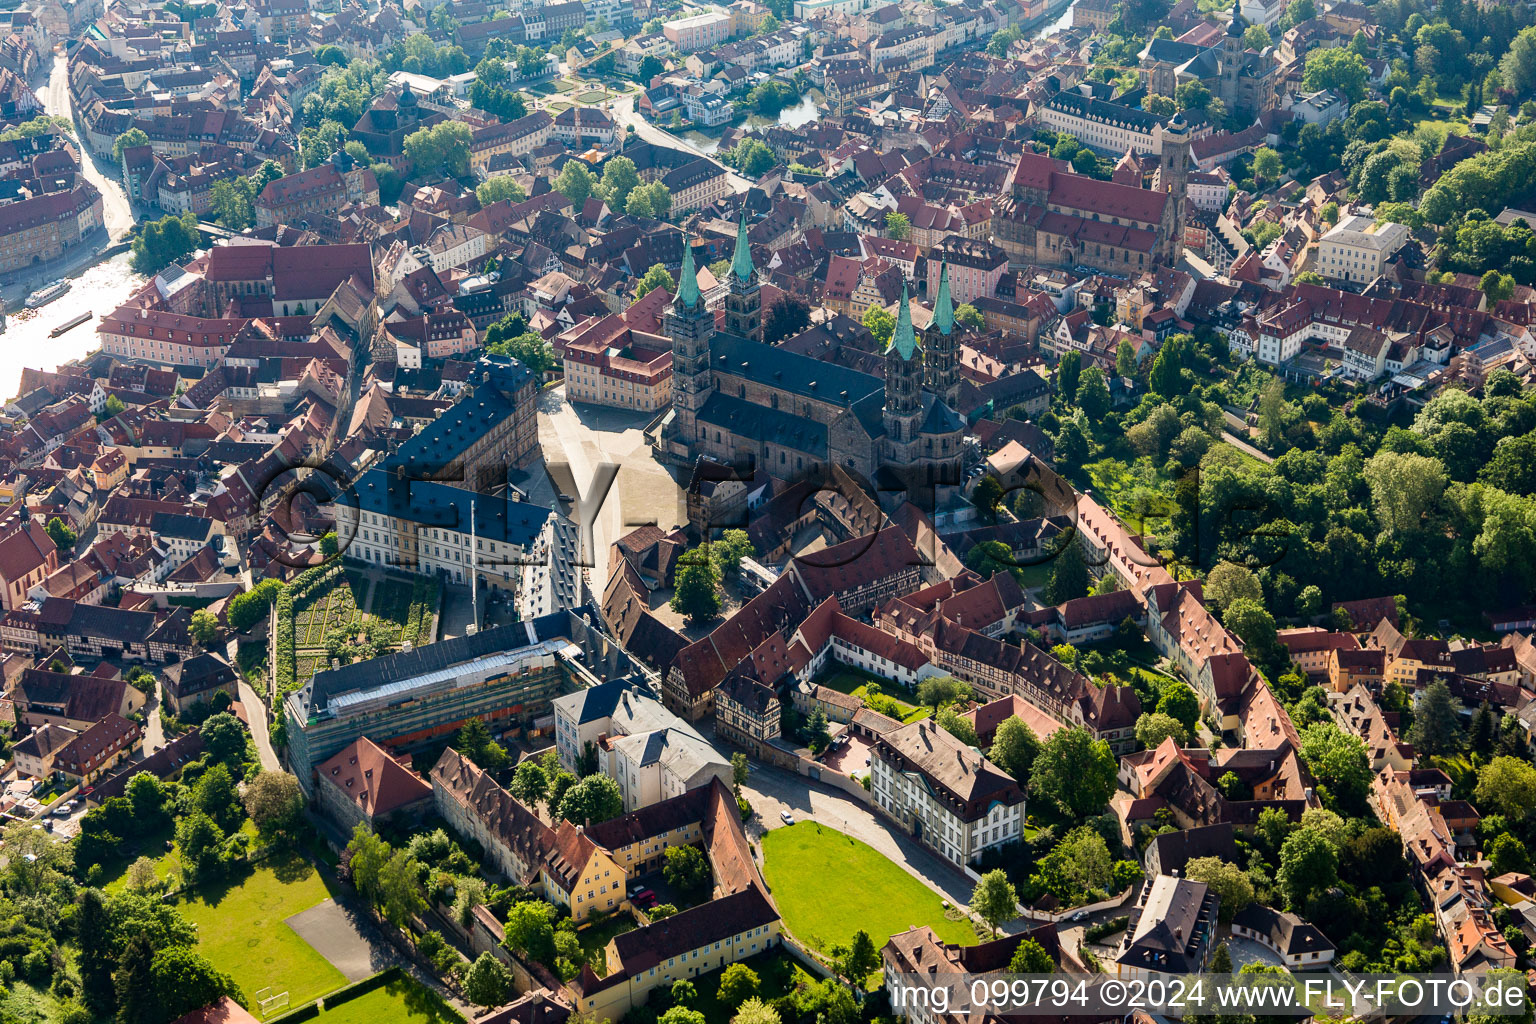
[
  {"left": 685, "top": 94, "right": 821, "bottom": 154},
  {"left": 0, "top": 253, "right": 143, "bottom": 401}
]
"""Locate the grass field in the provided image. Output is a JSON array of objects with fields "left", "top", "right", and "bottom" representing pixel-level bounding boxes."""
[
  {"left": 818, "top": 671, "right": 929, "bottom": 723},
  {"left": 761, "top": 823, "right": 975, "bottom": 956},
  {"left": 175, "top": 854, "right": 347, "bottom": 1007},
  {"left": 546, "top": 100, "right": 574, "bottom": 114},
  {"left": 578, "top": 912, "right": 638, "bottom": 976},
  {"left": 313, "top": 977, "right": 462, "bottom": 1024},
  {"left": 575, "top": 89, "right": 608, "bottom": 103}
]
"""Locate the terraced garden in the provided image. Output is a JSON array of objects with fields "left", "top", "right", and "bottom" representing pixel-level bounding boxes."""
[{"left": 283, "top": 565, "right": 440, "bottom": 681}]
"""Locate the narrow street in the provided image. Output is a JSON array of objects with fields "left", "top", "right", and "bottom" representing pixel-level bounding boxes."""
[
  {"left": 42, "top": 51, "right": 134, "bottom": 242},
  {"left": 239, "top": 678, "right": 282, "bottom": 771}
]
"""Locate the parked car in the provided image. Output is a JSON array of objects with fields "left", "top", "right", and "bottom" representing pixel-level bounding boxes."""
[{"left": 780, "top": 810, "right": 794, "bottom": 825}]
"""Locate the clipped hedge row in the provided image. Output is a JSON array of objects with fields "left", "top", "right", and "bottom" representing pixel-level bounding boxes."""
[
  {"left": 274, "top": 590, "right": 297, "bottom": 692},
  {"left": 320, "top": 967, "right": 405, "bottom": 1009},
  {"left": 267, "top": 1000, "right": 321, "bottom": 1024}
]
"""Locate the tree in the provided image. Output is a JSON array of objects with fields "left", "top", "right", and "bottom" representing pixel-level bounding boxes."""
[
  {"left": 377, "top": 848, "right": 427, "bottom": 926},
  {"left": 554, "top": 159, "right": 598, "bottom": 203},
  {"left": 660, "top": 1009, "right": 706, "bottom": 1024},
  {"left": 1058, "top": 350, "right": 1083, "bottom": 402},
  {"left": 1502, "top": 25, "right": 1536, "bottom": 99},
  {"left": 731, "top": 752, "right": 750, "bottom": 795},
  {"left": 600, "top": 156, "right": 641, "bottom": 208},
  {"left": 732, "top": 998, "right": 779, "bottom": 1024},
  {"left": 671, "top": 558, "right": 721, "bottom": 623},
  {"left": 938, "top": 705, "right": 979, "bottom": 746},
  {"left": 838, "top": 931, "right": 879, "bottom": 983},
  {"left": 149, "top": 947, "right": 244, "bottom": 1022},
  {"left": 244, "top": 771, "right": 304, "bottom": 835},
  {"left": 635, "top": 262, "right": 675, "bottom": 299},
  {"left": 558, "top": 773, "right": 623, "bottom": 824},
  {"left": 987, "top": 25, "right": 1021, "bottom": 56},
  {"left": 1008, "top": 938, "right": 1055, "bottom": 973},
  {"left": 115, "top": 933, "right": 157, "bottom": 1024},
  {"left": 1364, "top": 450, "right": 1446, "bottom": 535},
  {"left": 503, "top": 900, "right": 556, "bottom": 962},
  {"left": 1031, "top": 728, "right": 1117, "bottom": 819},
  {"left": 78, "top": 889, "right": 116, "bottom": 1015},
  {"left": 347, "top": 824, "right": 392, "bottom": 903},
  {"left": 663, "top": 844, "right": 712, "bottom": 892},
  {"left": 1277, "top": 826, "right": 1338, "bottom": 910},
  {"left": 464, "top": 952, "right": 512, "bottom": 1006},
  {"left": 1489, "top": 832, "right": 1531, "bottom": 876},
  {"left": 1243, "top": 23, "right": 1271, "bottom": 49},
  {"left": 208, "top": 177, "right": 255, "bottom": 232},
  {"left": 1116, "top": 338, "right": 1139, "bottom": 378},
  {"left": 863, "top": 304, "right": 896, "bottom": 347},
  {"left": 764, "top": 295, "right": 811, "bottom": 343},
  {"left": 989, "top": 716, "right": 1039, "bottom": 785},
  {"left": 1252, "top": 146, "right": 1283, "bottom": 184},
  {"left": 193, "top": 763, "right": 241, "bottom": 829},
  {"left": 638, "top": 54, "right": 665, "bottom": 80},
  {"left": 1043, "top": 538, "right": 1089, "bottom": 605},
  {"left": 1075, "top": 367, "right": 1110, "bottom": 421},
  {"left": 1135, "top": 711, "right": 1189, "bottom": 749},
  {"left": 709, "top": 529, "right": 756, "bottom": 578},
  {"left": 1258, "top": 377, "right": 1286, "bottom": 445},
  {"left": 915, "top": 676, "right": 971, "bottom": 708},
  {"left": 1204, "top": 561, "right": 1263, "bottom": 613},
  {"left": 1482, "top": 270, "right": 1517, "bottom": 303},
  {"left": 176, "top": 812, "right": 225, "bottom": 879},
  {"left": 885, "top": 211, "right": 911, "bottom": 239},
  {"left": 972, "top": 475, "right": 1005, "bottom": 523},
  {"left": 726, "top": 139, "right": 775, "bottom": 178},
  {"left": 1156, "top": 681, "right": 1200, "bottom": 733},
  {"left": 1303, "top": 46, "right": 1369, "bottom": 103},
  {"left": 1185, "top": 856, "right": 1254, "bottom": 923},
  {"left": 403, "top": 120, "right": 473, "bottom": 175},
  {"left": 511, "top": 760, "right": 549, "bottom": 807},
  {"left": 1223, "top": 598, "right": 1278, "bottom": 652},
  {"left": 202, "top": 712, "right": 246, "bottom": 769},
  {"left": 1410, "top": 677, "right": 1463, "bottom": 755},
  {"left": 1299, "top": 722, "right": 1371, "bottom": 813},
  {"left": 1476, "top": 756, "right": 1536, "bottom": 819},
  {"left": 1148, "top": 335, "right": 1186, "bottom": 397},
  {"left": 970, "top": 869, "right": 1018, "bottom": 937},
  {"left": 955, "top": 303, "right": 984, "bottom": 330},
  {"left": 456, "top": 717, "right": 508, "bottom": 772},
  {"left": 805, "top": 707, "right": 830, "bottom": 753},
  {"left": 626, "top": 181, "right": 671, "bottom": 218},
  {"left": 718, "top": 963, "right": 759, "bottom": 1007},
  {"left": 45, "top": 516, "right": 75, "bottom": 551},
  {"left": 476, "top": 176, "right": 528, "bottom": 205},
  {"left": 114, "top": 128, "right": 150, "bottom": 162},
  {"left": 131, "top": 212, "right": 202, "bottom": 276}
]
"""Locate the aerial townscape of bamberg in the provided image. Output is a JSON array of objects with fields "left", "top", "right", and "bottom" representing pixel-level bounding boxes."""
[{"left": 17, "top": 0, "right": 1536, "bottom": 1018}]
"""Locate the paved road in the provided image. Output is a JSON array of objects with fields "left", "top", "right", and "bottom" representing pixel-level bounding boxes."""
[
  {"left": 536, "top": 384, "right": 685, "bottom": 596},
  {"left": 1222, "top": 430, "right": 1275, "bottom": 464},
  {"left": 739, "top": 758, "right": 1035, "bottom": 935},
  {"left": 42, "top": 51, "right": 134, "bottom": 241},
  {"left": 238, "top": 678, "right": 281, "bottom": 771},
  {"left": 606, "top": 96, "right": 751, "bottom": 194}
]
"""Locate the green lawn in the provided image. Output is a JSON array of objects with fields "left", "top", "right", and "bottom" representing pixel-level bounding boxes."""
[
  {"left": 575, "top": 90, "right": 609, "bottom": 103},
  {"left": 817, "top": 671, "right": 929, "bottom": 723},
  {"left": 761, "top": 823, "right": 975, "bottom": 956},
  {"left": 546, "top": 100, "right": 574, "bottom": 114},
  {"left": 174, "top": 854, "right": 347, "bottom": 1007},
  {"left": 313, "top": 977, "right": 462, "bottom": 1024}
]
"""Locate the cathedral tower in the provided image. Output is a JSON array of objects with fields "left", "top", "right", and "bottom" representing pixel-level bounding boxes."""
[
  {"left": 883, "top": 286, "right": 923, "bottom": 447},
  {"left": 666, "top": 238, "right": 715, "bottom": 444},
  {"left": 1157, "top": 114, "right": 1191, "bottom": 267},
  {"left": 724, "top": 215, "right": 761, "bottom": 342},
  {"left": 923, "top": 262, "right": 960, "bottom": 408}
]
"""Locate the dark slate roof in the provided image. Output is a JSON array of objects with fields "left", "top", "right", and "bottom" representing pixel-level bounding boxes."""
[
  {"left": 347, "top": 468, "right": 552, "bottom": 546},
  {"left": 696, "top": 392, "right": 828, "bottom": 455},
  {"left": 708, "top": 333, "right": 882, "bottom": 407}
]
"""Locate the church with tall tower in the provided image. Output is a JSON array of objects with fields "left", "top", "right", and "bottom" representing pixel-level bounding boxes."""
[{"left": 659, "top": 229, "right": 966, "bottom": 490}]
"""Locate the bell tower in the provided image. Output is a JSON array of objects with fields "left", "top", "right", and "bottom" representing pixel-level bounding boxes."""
[
  {"left": 724, "top": 215, "right": 761, "bottom": 342},
  {"left": 1157, "top": 114, "right": 1191, "bottom": 267},
  {"left": 882, "top": 286, "right": 923, "bottom": 448},
  {"left": 666, "top": 238, "right": 715, "bottom": 444},
  {"left": 923, "top": 262, "right": 960, "bottom": 408}
]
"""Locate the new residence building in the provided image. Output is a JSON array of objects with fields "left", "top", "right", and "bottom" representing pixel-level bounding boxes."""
[
  {"left": 284, "top": 615, "right": 604, "bottom": 790},
  {"left": 869, "top": 717, "right": 1025, "bottom": 867}
]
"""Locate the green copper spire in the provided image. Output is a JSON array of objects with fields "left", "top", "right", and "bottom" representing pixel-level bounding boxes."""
[
  {"left": 932, "top": 262, "right": 954, "bottom": 336},
  {"left": 888, "top": 285, "right": 918, "bottom": 361},
  {"left": 731, "top": 215, "right": 754, "bottom": 283},
  {"left": 677, "top": 236, "right": 700, "bottom": 309}
]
